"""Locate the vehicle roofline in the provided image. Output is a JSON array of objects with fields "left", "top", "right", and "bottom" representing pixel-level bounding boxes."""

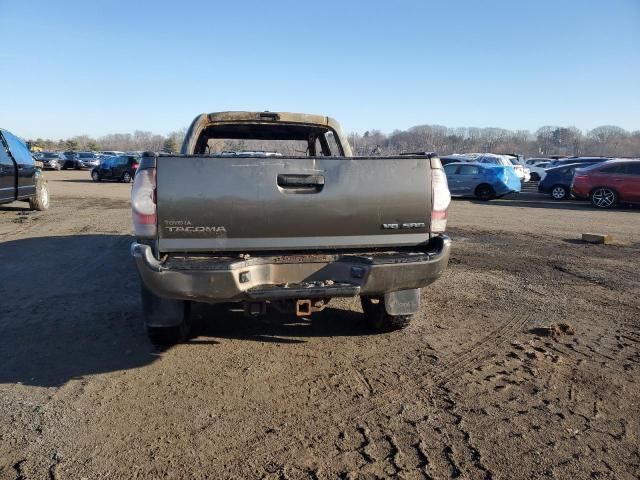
[{"left": 181, "top": 111, "right": 352, "bottom": 156}]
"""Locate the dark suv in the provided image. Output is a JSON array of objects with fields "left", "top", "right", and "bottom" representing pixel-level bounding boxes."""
[
  {"left": 0, "top": 128, "right": 49, "bottom": 210},
  {"left": 91, "top": 154, "right": 139, "bottom": 183},
  {"left": 61, "top": 151, "right": 82, "bottom": 169}
]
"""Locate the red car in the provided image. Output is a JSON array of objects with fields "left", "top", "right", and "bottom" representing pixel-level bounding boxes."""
[{"left": 572, "top": 159, "right": 640, "bottom": 208}]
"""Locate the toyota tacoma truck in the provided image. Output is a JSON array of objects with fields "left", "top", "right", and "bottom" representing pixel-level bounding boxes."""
[
  {"left": 0, "top": 128, "right": 49, "bottom": 211},
  {"left": 130, "top": 111, "right": 451, "bottom": 344}
]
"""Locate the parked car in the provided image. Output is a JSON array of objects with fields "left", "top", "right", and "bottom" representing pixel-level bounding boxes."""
[
  {"left": 476, "top": 154, "right": 529, "bottom": 182},
  {"left": 546, "top": 157, "right": 610, "bottom": 168},
  {"left": 100, "top": 150, "right": 124, "bottom": 158},
  {"left": 91, "top": 154, "right": 139, "bottom": 182},
  {"left": 572, "top": 159, "right": 640, "bottom": 208},
  {"left": 440, "top": 154, "right": 477, "bottom": 166},
  {"left": 538, "top": 162, "right": 599, "bottom": 200},
  {"left": 524, "top": 157, "right": 550, "bottom": 166},
  {"left": 444, "top": 162, "right": 521, "bottom": 200},
  {"left": 528, "top": 161, "right": 550, "bottom": 181},
  {"left": 507, "top": 157, "right": 531, "bottom": 182},
  {"left": 39, "top": 152, "right": 65, "bottom": 170},
  {"left": 75, "top": 152, "right": 100, "bottom": 168},
  {"left": 61, "top": 151, "right": 83, "bottom": 169},
  {"left": 0, "top": 128, "right": 49, "bottom": 210}
]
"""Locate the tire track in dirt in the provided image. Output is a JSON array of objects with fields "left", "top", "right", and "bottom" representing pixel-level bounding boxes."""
[
  {"left": 229, "top": 308, "right": 533, "bottom": 477},
  {"left": 553, "top": 263, "right": 640, "bottom": 290},
  {"left": 445, "top": 324, "right": 640, "bottom": 479}
]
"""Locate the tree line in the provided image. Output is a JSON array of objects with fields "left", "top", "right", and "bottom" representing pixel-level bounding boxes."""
[
  {"left": 28, "top": 128, "right": 187, "bottom": 154},
  {"left": 349, "top": 124, "right": 639, "bottom": 158},
  {"left": 28, "top": 124, "right": 639, "bottom": 158}
]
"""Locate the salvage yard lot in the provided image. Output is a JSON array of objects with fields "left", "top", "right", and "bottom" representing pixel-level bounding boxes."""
[{"left": 1, "top": 170, "right": 639, "bottom": 479}]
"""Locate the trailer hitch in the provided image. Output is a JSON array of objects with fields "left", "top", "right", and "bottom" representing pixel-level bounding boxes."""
[{"left": 295, "top": 299, "right": 327, "bottom": 317}]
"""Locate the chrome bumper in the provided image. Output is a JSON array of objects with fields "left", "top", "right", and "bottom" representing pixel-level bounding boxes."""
[{"left": 131, "top": 236, "right": 451, "bottom": 304}]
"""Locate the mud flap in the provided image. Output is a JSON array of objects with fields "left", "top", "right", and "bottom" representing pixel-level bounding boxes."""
[{"left": 384, "top": 288, "right": 420, "bottom": 316}]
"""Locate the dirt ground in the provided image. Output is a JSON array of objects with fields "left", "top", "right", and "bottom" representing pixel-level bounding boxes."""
[{"left": 1, "top": 170, "right": 639, "bottom": 479}]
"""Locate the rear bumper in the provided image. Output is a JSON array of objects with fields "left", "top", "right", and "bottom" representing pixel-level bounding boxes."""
[
  {"left": 131, "top": 235, "right": 451, "bottom": 303},
  {"left": 494, "top": 180, "right": 520, "bottom": 196}
]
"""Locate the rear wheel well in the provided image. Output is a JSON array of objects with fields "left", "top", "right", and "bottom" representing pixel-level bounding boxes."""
[
  {"left": 474, "top": 183, "right": 495, "bottom": 200},
  {"left": 590, "top": 186, "right": 618, "bottom": 197}
]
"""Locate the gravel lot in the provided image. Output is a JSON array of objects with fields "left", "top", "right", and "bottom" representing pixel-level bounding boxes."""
[{"left": 1, "top": 170, "right": 638, "bottom": 479}]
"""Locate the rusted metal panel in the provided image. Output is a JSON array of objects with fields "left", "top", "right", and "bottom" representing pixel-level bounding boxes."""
[{"left": 181, "top": 111, "right": 353, "bottom": 156}]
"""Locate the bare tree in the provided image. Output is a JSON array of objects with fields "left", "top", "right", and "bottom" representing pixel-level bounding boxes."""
[{"left": 26, "top": 123, "right": 639, "bottom": 158}]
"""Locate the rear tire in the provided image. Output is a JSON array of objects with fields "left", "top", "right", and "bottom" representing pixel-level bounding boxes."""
[
  {"left": 145, "top": 324, "right": 190, "bottom": 346},
  {"left": 91, "top": 170, "right": 101, "bottom": 182},
  {"left": 122, "top": 171, "right": 132, "bottom": 183},
  {"left": 141, "top": 284, "right": 191, "bottom": 345},
  {"left": 361, "top": 296, "right": 412, "bottom": 332},
  {"left": 475, "top": 184, "right": 496, "bottom": 201},
  {"left": 28, "top": 177, "right": 50, "bottom": 211},
  {"left": 550, "top": 185, "right": 568, "bottom": 200},
  {"left": 590, "top": 187, "right": 618, "bottom": 209}
]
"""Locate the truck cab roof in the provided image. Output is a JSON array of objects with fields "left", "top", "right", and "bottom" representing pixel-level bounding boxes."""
[{"left": 183, "top": 111, "right": 352, "bottom": 156}]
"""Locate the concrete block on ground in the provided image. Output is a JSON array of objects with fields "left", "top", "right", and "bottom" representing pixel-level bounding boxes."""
[{"left": 581, "top": 233, "right": 613, "bottom": 244}]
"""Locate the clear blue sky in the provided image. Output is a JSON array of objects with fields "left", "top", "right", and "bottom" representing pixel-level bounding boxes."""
[{"left": 1, "top": 0, "right": 638, "bottom": 139}]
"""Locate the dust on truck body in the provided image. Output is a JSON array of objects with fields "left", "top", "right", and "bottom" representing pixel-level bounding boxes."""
[{"left": 130, "top": 111, "right": 451, "bottom": 344}]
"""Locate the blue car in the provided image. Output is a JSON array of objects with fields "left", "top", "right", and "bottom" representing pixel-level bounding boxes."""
[{"left": 444, "top": 162, "right": 521, "bottom": 200}]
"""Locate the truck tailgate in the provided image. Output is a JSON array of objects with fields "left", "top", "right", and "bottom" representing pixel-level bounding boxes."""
[{"left": 156, "top": 155, "right": 432, "bottom": 252}]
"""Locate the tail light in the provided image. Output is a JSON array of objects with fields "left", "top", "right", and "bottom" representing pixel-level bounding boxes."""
[
  {"left": 430, "top": 161, "right": 451, "bottom": 233},
  {"left": 131, "top": 168, "right": 156, "bottom": 237}
]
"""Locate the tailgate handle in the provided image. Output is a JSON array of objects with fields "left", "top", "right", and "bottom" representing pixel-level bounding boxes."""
[{"left": 278, "top": 174, "right": 325, "bottom": 192}]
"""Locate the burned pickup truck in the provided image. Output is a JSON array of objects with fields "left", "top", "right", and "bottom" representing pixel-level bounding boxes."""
[{"left": 130, "top": 111, "right": 451, "bottom": 344}]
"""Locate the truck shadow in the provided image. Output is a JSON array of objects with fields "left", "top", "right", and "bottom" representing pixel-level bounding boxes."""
[
  {"left": 191, "top": 303, "right": 369, "bottom": 344},
  {"left": 0, "top": 234, "right": 158, "bottom": 388},
  {"left": 0, "top": 234, "right": 372, "bottom": 387}
]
